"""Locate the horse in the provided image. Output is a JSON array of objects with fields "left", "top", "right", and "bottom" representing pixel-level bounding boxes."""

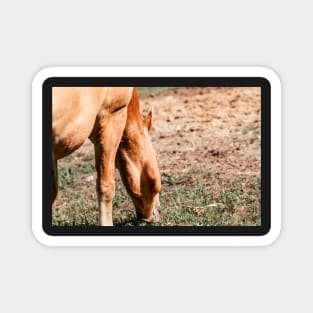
[{"left": 52, "top": 87, "right": 161, "bottom": 226}]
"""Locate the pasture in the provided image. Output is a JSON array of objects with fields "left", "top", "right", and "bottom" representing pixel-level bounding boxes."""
[{"left": 53, "top": 87, "right": 261, "bottom": 226}]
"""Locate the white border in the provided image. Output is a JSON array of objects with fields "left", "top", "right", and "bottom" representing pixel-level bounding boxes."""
[{"left": 32, "top": 67, "right": 281, "bottom": 246}]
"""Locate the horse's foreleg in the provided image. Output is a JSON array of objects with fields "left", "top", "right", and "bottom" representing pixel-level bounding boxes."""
[
  {"left": 94, "top": 144, "right": 116, "bottom": 226},
  {"left": 90, "top": 111, "right": 127, "bottom": 226}
]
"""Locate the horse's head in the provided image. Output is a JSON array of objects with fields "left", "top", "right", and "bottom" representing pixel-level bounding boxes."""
[{"left": 116, "top": 88, "right": 161, "bottom": 223}]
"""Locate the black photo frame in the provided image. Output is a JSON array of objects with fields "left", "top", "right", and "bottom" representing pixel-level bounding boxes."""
[{"left": 42, "top": 76, "right": 270, "bottom": 237}]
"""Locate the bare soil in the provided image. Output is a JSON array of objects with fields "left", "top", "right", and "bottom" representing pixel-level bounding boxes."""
[{"left": 142, "top": 87, "right": 261, "bottom": 183}]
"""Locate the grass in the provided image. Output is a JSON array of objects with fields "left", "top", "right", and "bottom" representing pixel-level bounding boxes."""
[
  {"left": 137, "top": 87, "right": 169, "bottom": 96},
  {"left": 53, "top": 155, "right": 261, "bottom": 226},
  {"left": 158, "top": 169, "right": 260, "bottom": 226}
]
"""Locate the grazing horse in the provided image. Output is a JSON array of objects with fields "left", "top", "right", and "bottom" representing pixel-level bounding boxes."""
[{"left": 52, "top": 87, "right": 161, "bottom": 226}]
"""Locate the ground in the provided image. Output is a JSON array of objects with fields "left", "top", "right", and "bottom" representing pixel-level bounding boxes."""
[{"left": 53, "top": 87, "right": 261, "bottom": 226}]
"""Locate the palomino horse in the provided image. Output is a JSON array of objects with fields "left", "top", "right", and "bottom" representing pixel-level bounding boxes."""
[{"left": 52, "top": 87, "right": 161, "bottom": 226}]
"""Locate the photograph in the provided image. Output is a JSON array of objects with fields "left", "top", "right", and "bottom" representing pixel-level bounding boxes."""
[{"left": 52, "top": 86, "right": 261, "bottom": 227}]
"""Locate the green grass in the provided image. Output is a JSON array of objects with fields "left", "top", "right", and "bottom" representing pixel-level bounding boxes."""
[
  {"left": 158, "top": 169, "right": 260, "bottom": 226},
  {"left": 137, "top": 87, "right": 169, "bottom": 96},
  {"left": 53, "top": 157, "right": 261, "bottom": 226}
]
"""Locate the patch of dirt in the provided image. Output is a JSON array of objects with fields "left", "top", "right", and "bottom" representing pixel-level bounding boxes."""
[{"left": 141, "top": 87, "right": 261, "bottom": 181}]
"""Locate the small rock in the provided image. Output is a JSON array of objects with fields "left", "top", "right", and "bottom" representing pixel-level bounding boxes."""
[{"left": 85, "top": 175, "right": 94, "bottom": 183}]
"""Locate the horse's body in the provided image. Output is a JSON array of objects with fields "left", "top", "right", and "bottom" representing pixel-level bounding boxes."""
[{"left": 52, "top": 87, "right": 161, "bottom": 226}]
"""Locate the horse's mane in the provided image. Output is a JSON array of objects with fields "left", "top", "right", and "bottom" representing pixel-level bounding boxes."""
[{"left": 123, "top": 87, "right": 144, "bottom": 137}]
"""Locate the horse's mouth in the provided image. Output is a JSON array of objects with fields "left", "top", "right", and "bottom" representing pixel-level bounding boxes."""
[
  {"left": 139, "top": 209, "right": 160, "bottom": 223},
  {"left": 137, "top": 196, "right": 161, "bottom": 223}
]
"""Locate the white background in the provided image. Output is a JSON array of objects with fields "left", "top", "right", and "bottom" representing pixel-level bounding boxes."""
[{"left": 0, "top": 0, "right": 310, "bottom": 312}]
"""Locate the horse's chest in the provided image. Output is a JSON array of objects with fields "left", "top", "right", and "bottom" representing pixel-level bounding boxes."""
[{"left": 53, "top": 127, "right": 88, "bottom": 159}]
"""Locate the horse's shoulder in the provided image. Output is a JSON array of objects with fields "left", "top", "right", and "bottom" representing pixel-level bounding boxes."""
[{"left": 100, "top": 87, "right": 133, "bottom": 112}]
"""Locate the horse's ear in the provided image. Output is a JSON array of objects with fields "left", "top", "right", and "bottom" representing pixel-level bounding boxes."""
[{"left": 143, "top": 108, "right": 153, "bottom": 132}]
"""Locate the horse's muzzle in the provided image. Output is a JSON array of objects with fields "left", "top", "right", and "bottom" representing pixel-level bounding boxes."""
[{"left": 138, "top": 196, "right": 161, "bottom": 223}]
